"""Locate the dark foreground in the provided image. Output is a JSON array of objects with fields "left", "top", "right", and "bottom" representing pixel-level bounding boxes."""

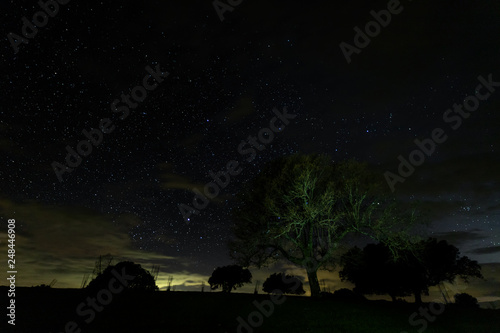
[{"left": 1, "top": 287, "right": 499, "bottom": 333}]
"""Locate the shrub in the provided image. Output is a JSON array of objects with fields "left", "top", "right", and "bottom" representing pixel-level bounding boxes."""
[{"left": 454, "top": 293, "right": 479, "bottom": 308}]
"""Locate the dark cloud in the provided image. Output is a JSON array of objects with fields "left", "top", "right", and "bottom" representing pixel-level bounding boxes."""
[
  {"left": 432, "top": 229, "right": 485, "bottom": 247},
  {"left": 471, "top": 246, "right": 500, "bottom": 255}
]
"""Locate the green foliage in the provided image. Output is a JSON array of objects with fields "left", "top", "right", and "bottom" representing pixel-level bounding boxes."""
[
  {"left": 208, "top": 265, "right": 252, "bottom": 293},
  {"left": 229, "top": 153, "right": 420, "bottom": 296}
]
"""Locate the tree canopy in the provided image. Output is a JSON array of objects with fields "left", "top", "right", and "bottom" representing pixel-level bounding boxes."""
[
  {"left": 229, "top": 154, "right": 419, "bottom": 296},
  {"left": 262, "top": 273, "right": 306, "bottom": 295},
  {"left": 454, "top": 293, "right": 479, "bottom": 308},
  {"left": 339, "top": 243, "right": 411, "bottom": 301},
  {"left": 339, "top": 238, "right": 483, "bottom": 303},
  {"left": 86, "top": 261, "right": 158, "bottom": 292},
  {"left": 208, "top": 265, "right": 252, "bottom": 293}
]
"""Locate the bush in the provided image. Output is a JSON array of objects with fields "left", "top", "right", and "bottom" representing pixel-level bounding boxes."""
[
  {"left": 331, "top": 288, "right": 366, "bottom": 301},
  {"left": 262, "top": 273, "right": 305, "bottom": 295},
  {"left": 454, "top": 293, "right": 479, "bottom": 308}
]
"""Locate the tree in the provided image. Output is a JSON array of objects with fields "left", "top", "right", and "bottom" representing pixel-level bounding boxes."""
[
  {"left": 262, "top": 273, "right": 306, "bottom": 295},
  {"left": 331, "top": 288, "right": 366, "bottom": 301},
  {"left": 340, "top": 243, "right": 414, "bottom": 302},
  {"left": 32, "top": 279, "right": 57, "bottom": 289},
  {"left": 339, "top": 238, "right": 483, "bottom": 303},
  {"left": 166, "top": 275, "right": 173, "bottom": 291},
  {"left": 253, "top": 280, "right": 260, "bottom": 295},
  {"left": 229, "top": 154, "right": 418, "bottom": 297},
  {"left": 208, "top": 265, "right": 252, "bottom": 293},
  {"left": 410, "top": 238, "right": 483, "bottom": 303},
  {"left": 454, "top": 293, "right": 479, "bottom": 308},
  {"left": 86, "top": 261, "right": 158, "bottom": 292}
]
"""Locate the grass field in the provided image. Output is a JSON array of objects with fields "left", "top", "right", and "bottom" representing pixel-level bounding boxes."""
[{"left": 1, "top": 287, "right": 499, "bottom": 333}]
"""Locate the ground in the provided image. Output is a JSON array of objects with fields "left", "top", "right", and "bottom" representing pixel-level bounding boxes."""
[{"left": 1, "top": 287, "right": 499, "bottom": 333}]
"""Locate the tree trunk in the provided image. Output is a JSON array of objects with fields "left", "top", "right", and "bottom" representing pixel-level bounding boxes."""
[
  {"left": 414, "top": 291, "right": 422, "bottom": 304},
  {"left": 390, "top": 294, "right": 396, "bottom": 302},
  {"left": 307, "top": 269, "right": 321, "bottom": 297}
]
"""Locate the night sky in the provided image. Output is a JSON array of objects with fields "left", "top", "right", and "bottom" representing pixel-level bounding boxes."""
[{"left": 0, "top": 0, "right": 499, "bottom": 301}]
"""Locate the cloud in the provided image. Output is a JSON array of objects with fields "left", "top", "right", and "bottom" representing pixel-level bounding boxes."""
[
  {"left": 0, "top": 199, "right": 178, "bottom": 288},
  {"left": 157, "top": 162, "right": 218, "bottom": 198},
  {"left": 156, "top": 162, "right": 232, "bottom": 206},
  {"left": 462, "top": 263, "right": 500, "bottom": 300},
  {"left": 387, "top": 153, "right": 500, "bottom": 197},
  {"left": 432, "top": 229, "right": 485, "bottom": 246},
  {"left": 471, "top": 246, "right": 500, "bottom": 255}
]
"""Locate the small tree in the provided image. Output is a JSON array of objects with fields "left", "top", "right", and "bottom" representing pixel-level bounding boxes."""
[
  {"left": 263, "top": 273, "right": 306, "bottom": 295},
  {"left": 166, "top": 275, "right": 173, "bottom": 292},
  {"left": 86, "top": 261, "right": 158, "bottom": 292},
  {"left": 254, "top": 280, "right": 260, "bottom": 295},
  {"left": 208, "top": 265, "right": 252, "bottom": 293},
  {"left": 332, "top": 288, "right": 366, "bottom": 301},
  {"left": 454, "top": 293, "right": 479, "bottom": 308}
]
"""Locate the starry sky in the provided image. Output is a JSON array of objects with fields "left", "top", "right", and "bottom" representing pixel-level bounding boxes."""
[{"left": 0, "top": 0, "right": 499, "bottom": 301}]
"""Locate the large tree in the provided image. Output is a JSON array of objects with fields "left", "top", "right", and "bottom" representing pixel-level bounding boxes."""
[
  {"left": 208, "top": 265, "right": 252, "bottom": 293},
  {"left": 340, "top": 238, "right": 483, "bottom": 303},
  {"left": 229, "top": 154, "right": 418, "bottom": 297},
  {"left": 411, "top": 238, "right": 483, "bottom": 303}
]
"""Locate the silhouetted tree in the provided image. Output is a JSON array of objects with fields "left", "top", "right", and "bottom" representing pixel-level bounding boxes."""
[
  {"left": 340, "top": 243, "right": 413, "bottom": 302},
  {"left": 32, "top": 279, "right": 57, "bottom": 288},
  {"left": 208, "top": 265, "right": 252, "bottom": 293},
  {"left": 411, "top": 238, "right": 482, "bottom": 303},
  {"left": 86, "top": 261, "right": 158, "bottom": 292},
  {"left": 32, "top": 284, "right": 51, "bottom": 288},
  {"left": 262, "top": 273, "right": 305, "bottom": 295},
  {"left": 340, "top": 238, "right": 483, "bottom": 303},
  {"left": 253, "top": 280, "right": 260, "bottom": 295},
  {"left": 331, "top": 288, "right": 366, "bottom": 301},
  {"left": 229, "top": 154, "right": 419, "bottom": 296},
  {"left": 166, "top": 275, "right": 173, "bottom": 292},
  {"left": 454, "top": 293, "right": 479, "bottom": 308}
]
